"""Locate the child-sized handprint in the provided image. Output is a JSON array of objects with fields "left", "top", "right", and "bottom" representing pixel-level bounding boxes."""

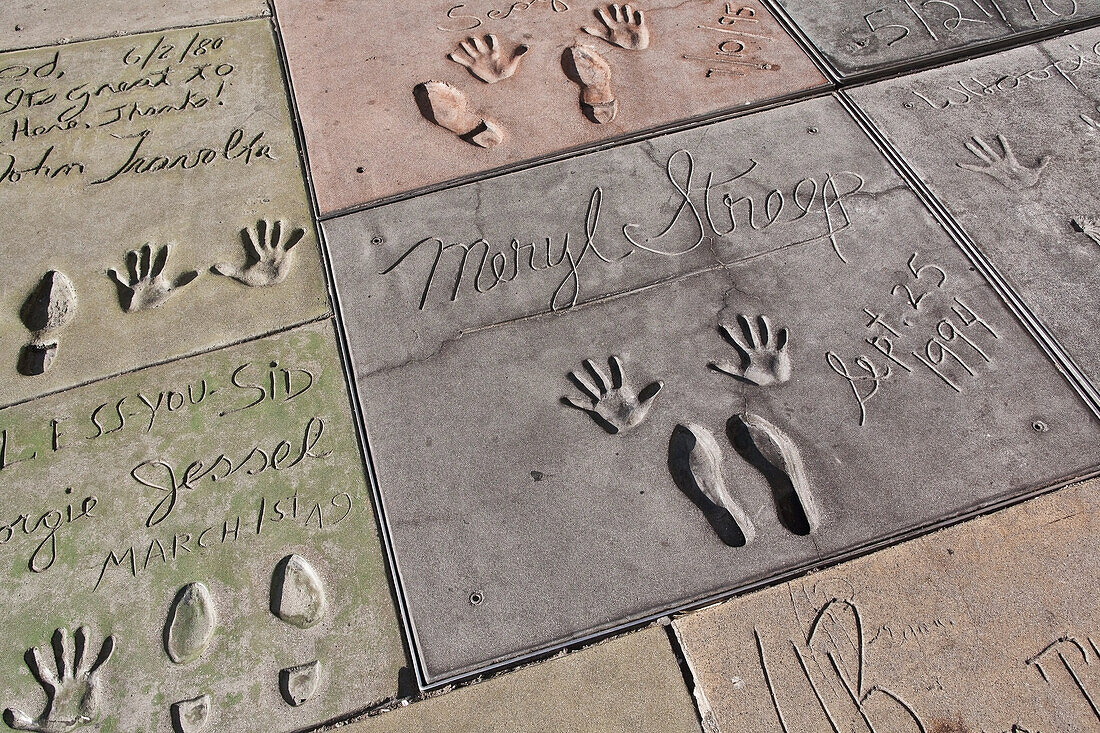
[
  {"left": 711, "top": 314, "right": 791, "bottom": 387},
  {"left": 448, "top": 34, "right": 529, "bottom": 84},
  {"left": 562, "top": 355, "right": 663, "bottom": 434},
  {"left": 108, "top": 243, "right": 198, "bottom": 312},
  {"left": 584, "top": 3, "right": 650, "bottom": 50},
  {"left": 956, "top": 135, "right": 1050, "bottom": 191},
  {"left": 4, "top": 627, "right": 115, "bottom": 733},
  {"left": 212, "top": 219, "right": 305, "bottom": 287}
]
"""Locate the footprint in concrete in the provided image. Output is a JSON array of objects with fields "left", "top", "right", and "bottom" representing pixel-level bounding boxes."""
[
  {"left": 271, "top": 556, "right": 327, "bottom": 707},
  {"left": 414, "top": 81, "right": 504, "bottom": 148},
  {"left": 171, "top": 694, "right": 211, "bottom": 733},
  {"left": 271, "top": 554, "right": 326, "bottom": 629},
  {"left": 563, "top": 43, "right": 618, "bottom": 124},
  {"left": 280, "top": 660, "right": 320, "bottom": 707},
  {"left": 18, "top": 270, "right": 77, "bottom": 376},
  {"left": 669, "top": 423, "right": 756, "bottom": 547},
  {"left": 727, "top": 413, "right": 819, "bottom": 536},
  {"left": 165, "top": 582, "right": 216, "bottom": 665}
]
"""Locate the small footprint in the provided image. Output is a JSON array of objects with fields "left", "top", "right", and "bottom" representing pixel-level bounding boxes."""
[
  {"left": 18, "top": 270, "right": 76, "bottom": 376},
  {"left": 271, "top": 554, "right": 326, "bottom": 629},
  {"left": 165, "top": 582, "right": 216, "bottom": 665},
  {"left": 415, "top": 81, "right": 504, "bottom": 148},
  {"left": 565, "top": 44, "right": 618, "bottom": 124},
  {"left": 171, "top": 694, "right": 211, "bottom": 733},
  {"left": 280, "top": 661, "right": 321, "bottom": 707}
]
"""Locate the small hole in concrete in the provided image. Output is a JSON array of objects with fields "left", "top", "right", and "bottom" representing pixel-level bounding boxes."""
[{"left": 469, "top": 591, "right": 483, "bottom": 606}]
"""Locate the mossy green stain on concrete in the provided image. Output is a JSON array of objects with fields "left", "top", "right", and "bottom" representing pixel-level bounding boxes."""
[{"left": 0, "top": 321, "right": 404, "bottom": 732}]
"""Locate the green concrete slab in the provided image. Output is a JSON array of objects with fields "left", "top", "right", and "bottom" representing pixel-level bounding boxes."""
[{"left": 0, "top": 321, "right": 405, "bottom": 732}]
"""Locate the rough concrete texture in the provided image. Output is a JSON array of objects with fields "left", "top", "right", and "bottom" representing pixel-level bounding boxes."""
[
  {"left": 323, "top": 93, "right": 1100, "bottom": 684},
  {"left": 775, "top": 0, "right": 1100, "bottom": 77},
  {"left": 0, "top": 19, "right": 330, "bottom": 409},
  {"left": 0, "top": 1, "right": 268, "bottom": 52},
  {"left": 0, "top": 321, "right": 406, "bottom": 732},
  {"left": 334, "top": 626, "right": 701, "bottom": 733},
  {"left": 849, "top": 26, "right": 1100, "bottom": 398},
  {"left": 673, "top": 477, "right": 1100, "bottom": 733},
  {"left": 274, "top": 0, "right": 828, "bottom": 213}
]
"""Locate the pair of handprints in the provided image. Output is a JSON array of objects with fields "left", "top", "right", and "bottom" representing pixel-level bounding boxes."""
[{"left": 108, "top": 218, "right": 305, "bottom": 312}]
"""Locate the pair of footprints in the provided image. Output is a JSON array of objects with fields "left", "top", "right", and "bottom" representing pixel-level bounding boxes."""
[
  {"left": 562, "top": 315, "right": 814, "bottom": 546},
  {"left": 2, "top": 555, "right": 325, "bottom": 733},
  {"left": 420, "top": 3, "right": 650, "bottom": 146},
  {"left": 166, "top": 555, "right": 327, "bottom": 732}
]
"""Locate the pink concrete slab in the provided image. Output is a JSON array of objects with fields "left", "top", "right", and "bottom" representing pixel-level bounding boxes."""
[
  {"left": 274, "top": 0, "right": 829, "bottom": 214},
  {"left": 0, "top": 1, "right": 269, "bottom": 52}
]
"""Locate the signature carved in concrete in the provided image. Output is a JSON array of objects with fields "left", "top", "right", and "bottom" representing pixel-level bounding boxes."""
[
  {"left": 3, "top": 627, "right": 115, "bottom": 733},
  {"left": 562, "top": 355, "right": 662, "bottom": 434}
]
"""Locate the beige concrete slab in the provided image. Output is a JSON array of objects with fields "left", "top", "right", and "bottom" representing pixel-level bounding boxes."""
[
  {"left": 0, "top": 1, "right": 268, "bottom": 53},
  {"left": 0, "top": 19, "right": 329, "bottom": 408},
  {"left": 334, "top": 626, "right": 700, "bottom": 733},
  {"left": 274, "top": 0, "right": 829, "bottom": 214},
  {"left": 0, "top": 320, "right": 406, "bottom": 732},
  {"left": 673, "top": 478, "right": 1100, "bottom": 733}
]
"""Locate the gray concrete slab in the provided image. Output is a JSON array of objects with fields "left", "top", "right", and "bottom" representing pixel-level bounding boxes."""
[
  {"left": 774, "top": 0, "right": 1100, "bottom": 78},
  {"left": 335, "top": 626, "right": 700, "bottom": 733},
  {"left": 0, "top": 321, "right": 406, "bottom": 732},
  {"left": 0, "top": 19, "right": 330, "bottom": 409},
  {"left": 849, "top": 27, "right": 1100, "bottom": 395},
  {"left": 323, "top": 93, "right": 1100, "bottom": 685},
  {"left": 673, "top": 477, "right": 1100, "bottom": 733}
]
